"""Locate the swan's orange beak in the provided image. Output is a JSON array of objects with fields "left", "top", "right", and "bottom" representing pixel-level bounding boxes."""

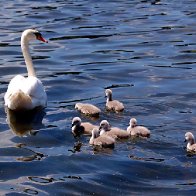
[{"left": 37, "top": 34, "right": 48, "bottom": 43}]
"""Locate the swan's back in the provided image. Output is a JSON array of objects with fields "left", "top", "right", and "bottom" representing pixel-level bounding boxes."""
[{"left": 4, "top": 75, "right": 47, "bottom": 110}]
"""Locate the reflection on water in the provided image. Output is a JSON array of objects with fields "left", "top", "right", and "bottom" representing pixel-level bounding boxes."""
[
  {"left": 0, "top": 0, "right": 196, "bottom": 195},
  {"left": 5, "top": 107, "right": 45, "bottom": 136}
]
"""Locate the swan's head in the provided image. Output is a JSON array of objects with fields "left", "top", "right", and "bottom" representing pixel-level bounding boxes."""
[
  {"left": 22, "top": 29, "right": 48, "bottom": 43},
  {"left": 71, "top": 117, "right": 82, "bottom": 129},
  {"left": 99, "top": 120, "right": 111, "bottom": 132},
  {"left": 185, "top": 132, "right": 195, "bottom": 143},
  {"left": 105, "top": 89, "right": 112, "bottom": 98},
  {"left": 130, "top": 118, "right": 137, "bottom": 128}
]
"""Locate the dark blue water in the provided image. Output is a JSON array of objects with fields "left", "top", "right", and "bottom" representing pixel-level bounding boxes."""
[{"left": 0, "top": 0, "right": 196, "bottom": 195}]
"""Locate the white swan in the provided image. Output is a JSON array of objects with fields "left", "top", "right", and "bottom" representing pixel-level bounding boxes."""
[{"left": 4, "top": 29, "right": 48, "bottom": 111}]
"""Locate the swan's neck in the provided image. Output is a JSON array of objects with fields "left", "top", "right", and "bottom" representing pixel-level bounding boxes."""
[{"left": 21, "top": 36, "right": 36, "bottom": 77}]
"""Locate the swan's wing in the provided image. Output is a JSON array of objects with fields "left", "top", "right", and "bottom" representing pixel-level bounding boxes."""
[
  {"left": 4, "top": 75, "right": 26, "bottom": 105},
  {"left": 22, "top": 76, "right": 47, "bottom": 107},
  {"left": 4, "top": 75, "right": 47, "bottom": 109}
]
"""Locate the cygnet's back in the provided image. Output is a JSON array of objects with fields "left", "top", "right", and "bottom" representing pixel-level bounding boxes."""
[
  {"left": 105, "top": 89, "right": 124, "bottom": 112},
  {"left": 75, "top": 103, "right": 101, "bottom": 117}
]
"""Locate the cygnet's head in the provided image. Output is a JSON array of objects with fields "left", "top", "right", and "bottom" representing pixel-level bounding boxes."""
[
  {"left": 185, "top": 132, "right": 195, "bottom": 143},
  {"left": 72, "top": 117, "right": 82, "bottom": 128},
  {"left": 99, "top": 120, "right": 111, "bottom": 132},
  {"left": 105, "top": 89, "right": 112, "bottom": 97},
  {"left": 75, "top": 103, "right": 82, "bottom": 109},
  {"left": 22, "top": 29, "right": 48, "bottom": 43},
  {"left": 130, "top": 118, "right": 137, "bottom": 128}
]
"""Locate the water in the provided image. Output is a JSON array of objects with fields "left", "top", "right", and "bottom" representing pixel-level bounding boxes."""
[{"left": 0, "top": 0, "right": 196, "bottom": 195}]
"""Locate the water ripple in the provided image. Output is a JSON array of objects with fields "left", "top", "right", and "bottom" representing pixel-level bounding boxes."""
[{"left": 0, "top": 0, "right": 196, "bottom": 195}]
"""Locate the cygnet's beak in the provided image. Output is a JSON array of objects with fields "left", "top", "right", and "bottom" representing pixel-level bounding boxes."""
[{"left": 184, "top": 139, "right": 187, "bottom": 142}]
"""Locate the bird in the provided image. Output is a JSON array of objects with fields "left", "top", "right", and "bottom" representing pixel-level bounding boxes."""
[
  {"left": 4, "top": 29, "right": 48, "bottom": 111},
  {"left": 89, "top": 128, "right": 115, "bottom": 148},
  {"left": 75, "top": 102, "right": 101, "bottom": 117},
  {"left": 105, "top": 89, "right": 124, "bottom": 112},
  {"left": 99, "top": 120, "right": 129, "bottom": 139},
  {"left": 127, "top": 118, "right": 150, "bottom": 138},
  {"left": 184, "top": 132, "right": 196, "bottom": 152},
  {"left": 71, "top": 117, "right": 98, "bottom": 137}
]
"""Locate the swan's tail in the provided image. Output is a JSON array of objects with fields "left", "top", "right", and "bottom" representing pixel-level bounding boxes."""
[{"left": 6, "top": 90, "right": 32, "bottom": 111}]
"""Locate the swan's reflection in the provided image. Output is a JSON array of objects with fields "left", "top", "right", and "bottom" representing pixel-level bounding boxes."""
[{"left": 5, "top": 107, "right": 45, "bottom": 136}]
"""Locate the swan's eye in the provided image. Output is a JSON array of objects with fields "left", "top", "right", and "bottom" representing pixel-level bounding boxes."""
[{"left": 34, "top": 32, "right": 42, "bottom": 38}]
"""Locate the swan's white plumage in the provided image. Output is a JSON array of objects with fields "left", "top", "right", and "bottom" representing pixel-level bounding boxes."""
[
  {"left": 4, "top": 75, "right": 47, "bottom": 110},
  {"left": 4, "top": 29, "right": 47, "bottom": 110}
]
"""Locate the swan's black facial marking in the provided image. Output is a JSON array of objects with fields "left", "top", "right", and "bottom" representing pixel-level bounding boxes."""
[
  {"left": 34, "top": 32, "right": 42, "bottom": 39},
  {"left": 34, "top": 32, "right": 48, "bottom": 43}
]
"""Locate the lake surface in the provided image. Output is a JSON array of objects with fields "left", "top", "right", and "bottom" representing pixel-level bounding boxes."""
[{"left": 0, "top": 0, "right": 196, "bottom": 195}]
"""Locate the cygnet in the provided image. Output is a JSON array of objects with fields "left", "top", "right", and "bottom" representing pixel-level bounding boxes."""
[
  {"left": 99, "top": 120, "right": 129, "bottom": 139},
  {"left": 71, "top": 117, "right": 98, "bottom": 136},
  {"left": 127, "top": 118, "right": 150, "bottom": 138},
  {"left": 105, "top": 89, "right": 124, "bottom": 112},
  {"left": 89, "top": 128, "right": 115, "bottom": 148},
  {"left": 75, "top": 103, "right": 101, "bottom": 117},
  {"left": 184, "top": 132, "right": 196, "bottom": 152}
]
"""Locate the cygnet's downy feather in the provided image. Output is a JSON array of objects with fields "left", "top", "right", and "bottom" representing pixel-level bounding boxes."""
[{"left": 75, "top": 103, "right": 101, "bottom": 117}]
